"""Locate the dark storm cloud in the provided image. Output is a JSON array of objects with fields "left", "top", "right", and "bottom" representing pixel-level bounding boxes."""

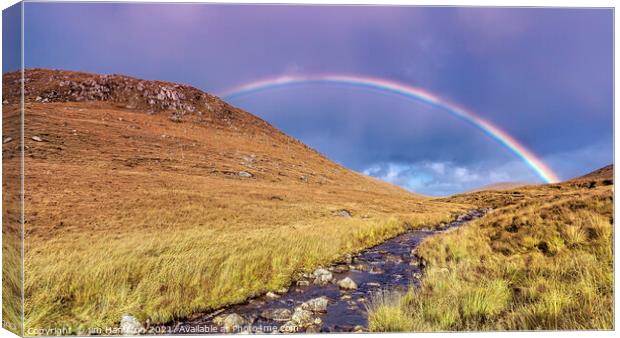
[{"left": 21, "top": 3, "right": 613, "bottom": 195}]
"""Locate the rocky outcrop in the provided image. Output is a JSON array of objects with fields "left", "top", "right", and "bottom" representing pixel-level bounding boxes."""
[{"left": 2, "top": 69, "right": 280, "bottom": 133}]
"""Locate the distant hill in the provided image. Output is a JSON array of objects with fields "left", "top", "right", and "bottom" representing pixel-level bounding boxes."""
[
  {"left": 571, "top": 164, "right": 613, "bottom": 181},
  {"left": 470, "top": 181, "right": 531, "bottom": 192}
]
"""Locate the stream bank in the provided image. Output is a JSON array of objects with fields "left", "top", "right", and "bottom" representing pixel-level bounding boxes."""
[{"left": 167, "top": 208, "right": 489, "bottom": 334}]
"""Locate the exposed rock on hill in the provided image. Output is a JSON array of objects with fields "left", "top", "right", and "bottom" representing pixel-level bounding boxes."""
[{"left": 2, "top": 68, "right": 276, "bottom": 131}]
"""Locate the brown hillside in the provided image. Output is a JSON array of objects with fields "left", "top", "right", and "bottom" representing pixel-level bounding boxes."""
[
  {"left": 3, "top": 69, "right": 463, "bottom": 331},
  {"left": 3, "top": 69, "right": 432, "bottom": 238}
]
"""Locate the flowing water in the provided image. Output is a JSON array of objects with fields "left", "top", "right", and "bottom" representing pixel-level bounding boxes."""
[{"left": 168, "top": 208, "right": 488, "bottom": 334}]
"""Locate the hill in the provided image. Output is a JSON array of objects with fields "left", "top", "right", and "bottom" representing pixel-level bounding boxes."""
[
  {"left": 470, "top": 181, "right": 531, "bottom": 192},
  {"left": 571, "top": 164, "right": 613, "bottom": 182},
  {"left": 2, "top": 69, "right": 465, "bottom": 333}
]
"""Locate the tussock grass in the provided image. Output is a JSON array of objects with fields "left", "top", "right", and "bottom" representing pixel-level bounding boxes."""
[
  {"left": 367, "top": 291, "right": 415, "bottom": 332},
  {"left": 368, "top": 181, "right": 613, "bottom": 331}
]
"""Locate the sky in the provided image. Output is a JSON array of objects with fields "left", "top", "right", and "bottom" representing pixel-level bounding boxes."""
[{"left": 7, "top": 3, "right": 614, "bottom": 195}]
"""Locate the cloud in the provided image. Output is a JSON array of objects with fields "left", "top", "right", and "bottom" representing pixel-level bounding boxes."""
[{"left": 362, "top": 160, "right": 540, "bottom": 196}]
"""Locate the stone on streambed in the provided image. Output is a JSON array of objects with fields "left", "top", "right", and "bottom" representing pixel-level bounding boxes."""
[
  {"left": 409, "top": 255, "right": 426, "bottom": 268},
  {"left": 265, "top": 291, "right": 280, "bottom": 300},
  {"left": 369, "top": 266, "right": 384, "bottom": 274},
  {"left": 350, "top": 263, "right": 369, "bottom": 272},
  {"left": 338, "top": 277, "right": 358, "bottom": 290},
  {"left": 279, "top": 321, "right": 299, "bottom": 333},
  {"left": 329, "top": 264, "right": 349, "bottom": 273},
  {"left": 312, "top": 268, "right": 333, "bottom": 285},
  {"left": 296, "top": 280, "right": 310, "bottom": 287},
  {"left": 261, "top": 308, "right": 293, "bottom": 322},
  {"left": 120, "top": 314, "right": 144, "bottom": 335},
  {"left": 300, "top": 296, "right": 329, "bottom": 312},
  {"left": 222, "top": 313, "right": 250, "bottom": 333},
  {"left": 291, "top": 308, "right": 315, "bottom": 327},
  {"left": 385, "top": 255, "right": 404, "bottom": 264},
  {"left": 305, "top": 325, "right": 320, "bottom": 333}
]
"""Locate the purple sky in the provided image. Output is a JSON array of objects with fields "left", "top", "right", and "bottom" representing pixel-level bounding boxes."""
[{"left": 7, "top": 3, "right": 613, "bottom": 195}]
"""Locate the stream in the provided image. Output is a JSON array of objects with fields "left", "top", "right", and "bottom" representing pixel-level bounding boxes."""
[{"left": 168, "top": 208, "right": 489, "bottom": 334}]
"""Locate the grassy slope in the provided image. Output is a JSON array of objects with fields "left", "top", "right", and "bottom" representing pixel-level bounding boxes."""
[
  {"left": 2, "top": 120, "right": 22, "bottom": 334},
  {"left": 2, "top": 70, "right": 467, "bottom": 333},
  {"left": 368, "top": 177, "right": 613, "bottom": 331}
]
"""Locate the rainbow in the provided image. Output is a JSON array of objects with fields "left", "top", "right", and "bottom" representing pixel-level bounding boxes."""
[{"left": 221, "top": 75, "right": 560, "bottom": 183}]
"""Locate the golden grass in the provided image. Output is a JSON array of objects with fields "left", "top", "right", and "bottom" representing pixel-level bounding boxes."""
[
  {"left": 3, "top": 102, "right": 467, "bottom": 333},
  {"left": 368, "top": 181, "right": 613, "bottom": 331},
  {"left": 3, "top": 108, "right": 23, "bottom": 335},
  {"left": 23, "top": 174, "right": 455, "bottom": 333}
]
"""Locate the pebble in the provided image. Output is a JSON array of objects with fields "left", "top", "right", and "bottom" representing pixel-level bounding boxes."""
[{"left": 31, "top": 136, "right": 43, "bottom": 142}]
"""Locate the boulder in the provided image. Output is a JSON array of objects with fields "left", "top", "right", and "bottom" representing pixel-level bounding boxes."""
[
  {"left": 238, "top": 171, "right": 253, "bottom": 178},
  {"left": 279, "top": 321, "right": 299, "bottom": 333},
  {"left": 301, "top": 296, "right": 329, "bottom": 312},
  {"left": 338, "top": 277, "right": 358, "bottom": 290},
  {"left": 168, "top": 114, "right": 182, "bottom": 123},
  {"left": 312, "top": 268, "right": 333, "bottom": 285},
  {"left": 291, "top": 308, "right": 315, "bottom": 327},
  {"left": 212, "top": 314, "right": 227, "bottom": 326},
  {"left": 120, "top": 314, "right": 144, "bottom": 336},
  {"left": 222, "top": 313, "right": 248, "bottom": 333},
  {"left": 265, "top": 291, "right": 280, "bottom": 300},
  {"left": 335, "top": 209, "right": 352, "bottom": 218}
]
